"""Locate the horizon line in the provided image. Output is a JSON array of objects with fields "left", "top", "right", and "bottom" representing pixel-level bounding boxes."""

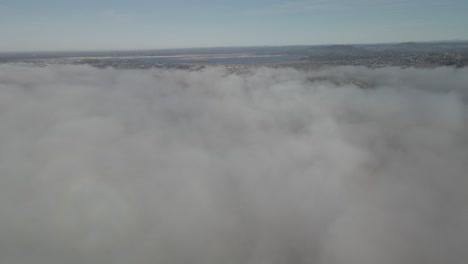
[{"left": 1, "top": 39, "right": 468, "bottom": 55}]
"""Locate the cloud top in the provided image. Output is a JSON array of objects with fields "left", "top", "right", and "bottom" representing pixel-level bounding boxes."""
[{"left": 0, "top": 64, "right": 467, "bottom": 264}]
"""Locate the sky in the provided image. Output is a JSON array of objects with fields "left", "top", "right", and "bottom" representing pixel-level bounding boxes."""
[{"left": 1, "top": 0, "right": 468, "bottom": 52}]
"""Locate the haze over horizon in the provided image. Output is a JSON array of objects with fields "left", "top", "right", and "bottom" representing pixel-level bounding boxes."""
[{"left": 1, "top": 0, "right": 468, "bottom": 52}]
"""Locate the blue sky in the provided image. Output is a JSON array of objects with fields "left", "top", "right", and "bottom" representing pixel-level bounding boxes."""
[{"left": 1, "top": 0, "right": 467, "bottom": 51}]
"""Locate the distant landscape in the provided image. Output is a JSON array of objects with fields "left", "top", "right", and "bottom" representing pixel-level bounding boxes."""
[{"left": 2, "top": 41, "right": 468, "bottom": 71}]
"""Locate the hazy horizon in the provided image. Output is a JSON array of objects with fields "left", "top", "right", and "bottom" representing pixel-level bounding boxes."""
[
  {"left": 1, "top": 0, "right": 468, "bottom": 52},
  {"left": 1, "top": 39, "right": 468, "bottom": 54}
]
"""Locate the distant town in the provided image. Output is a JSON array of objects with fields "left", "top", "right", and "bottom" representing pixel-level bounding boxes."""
[{"left": 1, "top": 41, "right": 468, "bottom": 73}]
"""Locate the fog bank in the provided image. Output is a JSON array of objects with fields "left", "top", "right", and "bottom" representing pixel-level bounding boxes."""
[{"left": 0, "top": 64, "right": 467, "bottom": 264}]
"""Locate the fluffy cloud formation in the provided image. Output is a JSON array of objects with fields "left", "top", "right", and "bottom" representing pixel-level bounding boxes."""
[{"left": 0, "top": 64, "right": 467, "bottom": 264}]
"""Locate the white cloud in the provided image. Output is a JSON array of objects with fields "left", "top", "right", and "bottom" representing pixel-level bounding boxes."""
[{"left": 0, "top": 64, "right": 467, "bottom": 264}]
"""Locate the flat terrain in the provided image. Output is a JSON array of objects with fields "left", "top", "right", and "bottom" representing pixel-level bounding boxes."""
[{"left": 2, "top": 41, "right": 468, "bottom": 71}]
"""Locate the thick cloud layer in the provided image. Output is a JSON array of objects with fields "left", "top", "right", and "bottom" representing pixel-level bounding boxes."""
[{"left": 0, "top": 64, "right": 467, "bottom": 264}]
